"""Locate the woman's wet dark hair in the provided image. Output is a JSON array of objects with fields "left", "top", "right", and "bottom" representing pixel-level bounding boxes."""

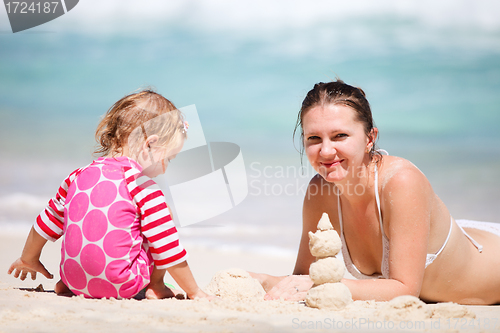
[{"left": 293, "top": 79, "right": 379, "bottom": 161}]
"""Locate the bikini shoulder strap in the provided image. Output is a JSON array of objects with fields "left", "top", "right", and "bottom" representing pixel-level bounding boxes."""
[{"left": 374, "top": 165, "right": 385, "bottom": 235}]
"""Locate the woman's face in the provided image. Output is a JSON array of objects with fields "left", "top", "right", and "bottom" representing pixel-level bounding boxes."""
[{"left": 303, "top": 103, "right": 372, "bottom": 183}]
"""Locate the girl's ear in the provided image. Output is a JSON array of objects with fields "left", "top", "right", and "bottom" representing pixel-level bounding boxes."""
[
  {"left": 146, "top": 135, "right": 159, "bottom": 148},
  {"left": 140, "top": 134, "right": 160, "bottom": 159}
]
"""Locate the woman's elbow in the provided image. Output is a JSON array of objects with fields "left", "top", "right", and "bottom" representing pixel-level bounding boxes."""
[{"left": 398, "top": 280, "right": 422, "bottom": 298}]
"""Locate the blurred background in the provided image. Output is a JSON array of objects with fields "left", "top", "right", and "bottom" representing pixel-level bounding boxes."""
[{"left": 1, "top": 0, "right": 499, "bottom": 260}]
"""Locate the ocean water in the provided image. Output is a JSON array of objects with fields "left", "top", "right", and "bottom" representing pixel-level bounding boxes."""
[{"left": 1, "top": 0, "right": 499, "bottom": 260}]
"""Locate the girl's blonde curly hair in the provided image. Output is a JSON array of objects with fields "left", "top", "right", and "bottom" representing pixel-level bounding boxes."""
[{"left": 94, "top": 89, "right": 186, "bottom": 158}]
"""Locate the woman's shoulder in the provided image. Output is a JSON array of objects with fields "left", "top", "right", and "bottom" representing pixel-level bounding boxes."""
[
  {"left": 308, "top": 173, "right": 325, "bottom": 185},
  {"left": 303, "top": 175, "right": 338, "bottom": 229},
  {"left": 306, "top": 174, "right": 336, "bottom": 195},
  {"left": 379, "top": 155, "right": 430, "bottom": 192},
  {"left": 304, "top": 174, "right": 337, "bottom": 205},
  {"left": 380, "top": 155, "right": 418, "bottom": 171}
]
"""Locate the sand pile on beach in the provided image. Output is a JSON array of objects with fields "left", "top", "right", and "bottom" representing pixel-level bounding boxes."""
[
  {"left": 306, "top": 213, "right": 352, "bottom": 310},
  {"left": 204, "top": 268, "right": 265, "bottom": 300},
  {"left": 374, "top": 295, "right": 476, "bottom": 321}
]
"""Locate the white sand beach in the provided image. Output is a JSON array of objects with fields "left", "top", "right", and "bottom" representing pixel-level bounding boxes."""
[
  {"left": 1, "top": 230, "right": 499, "bottom": 333},
  {"left": 2, "top": 0, "right": 500, "bottom": 331}
]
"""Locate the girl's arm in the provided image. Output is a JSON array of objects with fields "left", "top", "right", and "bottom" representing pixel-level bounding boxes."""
[
  {"left": 167, "top": 261, "right": 211, "bottom": 299},
  {"left": 35, "top": 168, "right": 80, "bottom": 242},
  {"left": 8, "top": 169, "right": 78, "bottom": 281},
  {"left": 8, "top": 227, "right": 54, "bottom": 280},
  {"left": 127, "top": 172, "right": 212, "bottom": 299}
]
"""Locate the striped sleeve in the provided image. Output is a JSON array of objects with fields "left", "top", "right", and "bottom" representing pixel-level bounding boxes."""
[
  {"left": 34, "top": 167, "right": 82, "bottom": 242},
  {"left": 125, "top": 168, "right": 188, "bottom": 269}
]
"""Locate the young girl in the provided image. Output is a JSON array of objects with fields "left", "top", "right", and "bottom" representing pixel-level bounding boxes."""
[{"left": 8, "top": 89, "right": 211, "bottom": 300}]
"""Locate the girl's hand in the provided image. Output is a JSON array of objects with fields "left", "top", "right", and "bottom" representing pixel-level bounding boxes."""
[
  {"left": 188, "top": 288, "right": 216, "bottom": 301},
  {"left": 8, "top": 257, "right": 53, "bottom": 281},
  {"left": 264, "top": 275, "right": 314, "bottom": 301}
]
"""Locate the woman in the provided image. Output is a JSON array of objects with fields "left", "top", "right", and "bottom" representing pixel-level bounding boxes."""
[{"left": 254, "top": 80, "right": 500, "bottom": 305}]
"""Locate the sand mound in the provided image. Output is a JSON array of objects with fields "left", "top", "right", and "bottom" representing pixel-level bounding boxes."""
[
  {"left": 375, "top": 295, "right": 476, "bottom": 321},
  {"left": 305, "top": 283, "right": 352, "bottom": 311},
  {"left": 204, "top": 268, "right": 265, "bottom": 300},
  {"left": 376, "top": 295, "right": 432, "bottom": 321}
]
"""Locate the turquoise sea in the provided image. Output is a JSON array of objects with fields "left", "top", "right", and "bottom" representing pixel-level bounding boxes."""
[{"left": 1, "top": 0, "right": 499, "bottom": 257}]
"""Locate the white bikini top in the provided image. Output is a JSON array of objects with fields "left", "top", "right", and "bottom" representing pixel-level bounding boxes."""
[
  {"left": 337, "top": 164, "right": 462, "bottom": 280},
  {"left": 338, "top": 164, "right": 390, "bottom": 279}
]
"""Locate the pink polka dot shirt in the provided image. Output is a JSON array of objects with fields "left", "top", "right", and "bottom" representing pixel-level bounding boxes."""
[{"left": 34, "top": 156, "right": 188, "bottom": 299}]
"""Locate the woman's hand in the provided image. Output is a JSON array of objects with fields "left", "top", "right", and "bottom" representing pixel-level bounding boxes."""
[
  {"left": 263, "top": 275, "right": 314, "bottom": 301},
  {"left": 248, "top": 272, "right": 287, "bottom": 293},
  {"left": 8, "top": 257, "right": 53, "bottom": 281}
]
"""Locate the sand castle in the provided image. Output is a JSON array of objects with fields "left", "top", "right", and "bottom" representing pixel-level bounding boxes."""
[{"left": 305, "top": 212, "right": 353, "bottom": 310}]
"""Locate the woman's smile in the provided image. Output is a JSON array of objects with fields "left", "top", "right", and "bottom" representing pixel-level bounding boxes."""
[
  {"left": 303, "top": 103, "right": 369, "bottom": 183},
  {"left": 320, "top": 159, "right": 344, "bottom": 169}
]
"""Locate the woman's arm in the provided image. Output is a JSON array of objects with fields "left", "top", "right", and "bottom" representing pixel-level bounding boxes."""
[
  {"left": 267, "top": 160, "right": 434, "bottom": 302},
  {"left": 380, "top": 161, "right": 432, "bottom": 297},
  {"left": 293, "top": 175, "right": 326, "bottom": 275},
  {"left": 345, "top": 160, "right": 432, "bottom": 301},
  {"left": 264, "top": 176, "right": 332, "bottom": 300}
]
